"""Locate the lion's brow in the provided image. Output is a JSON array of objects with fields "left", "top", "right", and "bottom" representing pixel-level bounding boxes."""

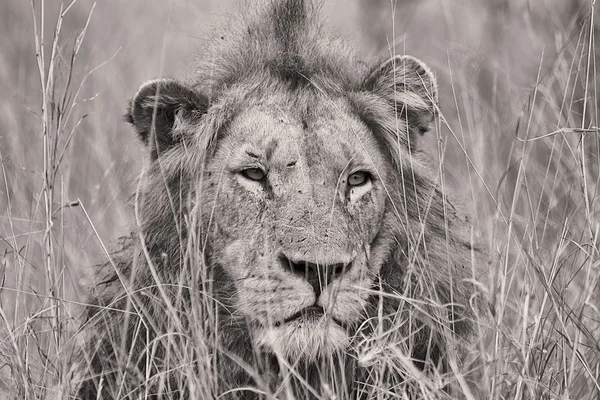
[
  {"left": 264, "top": 137, "right": 279, "bottom": 161},
  {"left": 244, "top": 138, "right": 279, "bottom": 161}
]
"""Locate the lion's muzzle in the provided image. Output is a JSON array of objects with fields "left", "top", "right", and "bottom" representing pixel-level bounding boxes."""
[{"left": 278, "top": 253, "right": 353, "bottom": 297}]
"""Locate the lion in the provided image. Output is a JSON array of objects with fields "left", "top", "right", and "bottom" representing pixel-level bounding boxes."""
[{"left": 74, "top": 1, "right": 483, "bottom": 399}]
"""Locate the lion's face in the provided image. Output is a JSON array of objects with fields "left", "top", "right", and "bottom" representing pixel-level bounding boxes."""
[
  {"left": 204, "top": 92, "right": 390, "bottom": 360},
  {"left": 126, "top": 54, "right": 439, "bottom": 363}
]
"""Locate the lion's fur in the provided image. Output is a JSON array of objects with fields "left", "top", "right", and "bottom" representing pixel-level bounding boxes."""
[{"left": 75, "top": 1, "right": 483, "bottom": 399}]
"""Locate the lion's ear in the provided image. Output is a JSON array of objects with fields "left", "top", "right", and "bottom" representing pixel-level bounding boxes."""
[
  {"left": 126, "top": 79, "right": 208, "bottom": 159},
  {"left": 363, "top": 55, "right": 438, "bottom": 136}
]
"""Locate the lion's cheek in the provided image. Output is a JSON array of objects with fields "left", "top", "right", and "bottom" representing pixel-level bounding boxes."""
[
  {"left": 215, "top": 238, "right": 271, "bottom": 280},
  {"left": 236, "top": 282, "right": 314, "bottom": 325},
  {"left": 319, "top": 269, "right": 372, "bottom": 322},
  {"left": 346, "top": 189, "right": 387, "bottom": 244},
  {"left": 209, "top": 187, "right": 274, "bottom": 267},
  {"left": 215, "top": 240, "right": 248, "bottom": 280},
  {"left": 321, "top": 289, "right": 368, "bottom": 320}
]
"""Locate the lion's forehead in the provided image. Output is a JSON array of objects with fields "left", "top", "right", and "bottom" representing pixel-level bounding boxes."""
[{"left": 220, "top": 94, "right": 383, "bottom": 178}]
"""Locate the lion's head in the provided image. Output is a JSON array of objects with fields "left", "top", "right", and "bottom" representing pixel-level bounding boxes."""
[{"left": 77, "top": 1, "right": 481, "bottom": 398}]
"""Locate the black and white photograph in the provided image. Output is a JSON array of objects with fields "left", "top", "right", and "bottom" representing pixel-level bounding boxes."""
[{"left": 0, "top": 0, "right": 598, "bottom": 398}]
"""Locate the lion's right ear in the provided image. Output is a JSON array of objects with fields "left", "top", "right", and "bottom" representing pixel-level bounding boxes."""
[
  {"left": 126, "top": 79, "right": 208, "bottom": 159},
  {"left": 362, "top": 55, "right": 438, "bottom": 138}
]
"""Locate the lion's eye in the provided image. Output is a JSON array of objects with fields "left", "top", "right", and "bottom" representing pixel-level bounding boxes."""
[
  {"left": 241, "top": 168, "right": 266, "bottom": 181},
  {"left": 347, "top": 171, "right": 370, "bottom": 187}
]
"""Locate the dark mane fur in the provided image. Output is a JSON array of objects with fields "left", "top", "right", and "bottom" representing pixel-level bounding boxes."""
[{"left": 193, "top": 0, "right": 362, "bottom": 96}]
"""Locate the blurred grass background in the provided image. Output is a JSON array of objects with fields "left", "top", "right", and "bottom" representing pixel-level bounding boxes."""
[{"left": 0, "top": 0, "right": 598, "bottom": 398}]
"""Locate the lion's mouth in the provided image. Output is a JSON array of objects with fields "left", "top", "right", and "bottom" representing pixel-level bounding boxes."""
[
  {"left": 274, "top": 306, "right": 345, "bottom": 328},
  {"left": 283, "top": 305, "right": 324, "bottom": 323}
]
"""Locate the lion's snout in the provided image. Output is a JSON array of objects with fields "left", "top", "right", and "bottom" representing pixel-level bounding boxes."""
[{"left": 278, "top": 253, "right": 353, "bottom": 297}]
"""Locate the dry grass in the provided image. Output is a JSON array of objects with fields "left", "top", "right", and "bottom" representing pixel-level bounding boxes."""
[{"left": 0, "top": 0, "right": 598, "bottom": 399}]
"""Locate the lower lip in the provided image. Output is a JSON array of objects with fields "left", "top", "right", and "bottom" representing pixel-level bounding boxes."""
[
  {"left": 282, "top": 306, "right": 349, "bottom": 327},
  {"left": 283, "top": 306, "right": 324, "bottom": 323}
]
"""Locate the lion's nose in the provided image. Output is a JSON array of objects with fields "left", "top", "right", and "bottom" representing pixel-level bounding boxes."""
[{"left": 279, "top": 254, "right": 352, "bottom": 297}]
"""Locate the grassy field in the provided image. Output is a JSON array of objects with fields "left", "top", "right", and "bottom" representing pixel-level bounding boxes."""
[{"left": 0, "top": 0, "right": 598, "bottom": 398}]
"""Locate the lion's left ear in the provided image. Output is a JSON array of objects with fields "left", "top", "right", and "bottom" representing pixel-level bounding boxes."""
[
  {"left": 363, "top": 55, "right": 438, "bottom": 136},
  {"left": 126, "top": 79, "right": 208, "bottom": 160}
]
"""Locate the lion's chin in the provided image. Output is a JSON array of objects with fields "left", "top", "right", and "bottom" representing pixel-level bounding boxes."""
[{"left": 255, "top": 318, "right": 349, "bottom": 362}]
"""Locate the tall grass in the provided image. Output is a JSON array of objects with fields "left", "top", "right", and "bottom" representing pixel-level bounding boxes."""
[
  {"left": 0, "top": 0, "right": 598, "bottom": 399},
  {"left": 1, "top": 1, "right": 100, "bottom": 398}
]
